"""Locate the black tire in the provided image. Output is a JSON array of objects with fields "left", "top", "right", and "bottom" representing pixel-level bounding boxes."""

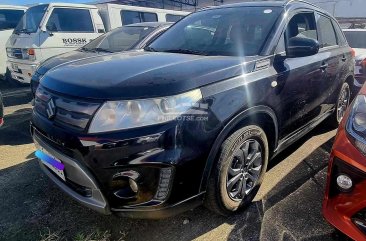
[
  {"left": 327, "top": 82, "right": 351, "bottom": 128},
  {"left": 205, "top": 125, "right": 269, "bottom": 216}
]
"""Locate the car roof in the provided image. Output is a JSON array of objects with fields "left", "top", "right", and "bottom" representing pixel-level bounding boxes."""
[
  {"left": 199, "top": 0, "right": 320, "bottom": 11},
  {"left": 124, "top": 22, "right": 173, "bottom": 28},
  {"left": 0, "top": 5, "right": 27, "bottom": 10}
]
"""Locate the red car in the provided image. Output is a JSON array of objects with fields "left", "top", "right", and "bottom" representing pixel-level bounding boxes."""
[{"left": 323, "top": 83, "right": 366, "bottom": 240}]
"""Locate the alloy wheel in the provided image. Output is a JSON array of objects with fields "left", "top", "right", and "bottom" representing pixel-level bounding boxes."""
[
  {"left": 226, "top": 139, "right": 263, "bottom": 201},
  {"left": 337, "top": 85, "right": 350, "bottom": 123}
]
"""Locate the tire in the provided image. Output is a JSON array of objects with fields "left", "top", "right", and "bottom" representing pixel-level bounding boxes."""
[
  {"left": 205, "top": 125, "right": 269, "bottom": 216},
  {"left": 327, "top": 82, "right": 351, "bottom": 128}
]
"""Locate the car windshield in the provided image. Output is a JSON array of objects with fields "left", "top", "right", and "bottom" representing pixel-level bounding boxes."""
[
  {"left": 147, "top": 7, "right": 282, "bottom": 56},
  {"left": 14, "top": 4, "right": 48, "bottom": 34},
  {"left": 344, "top": 30, "right": 366, "bottom": 49},
  {"left": 81, "top": 26, "right": 156, "bottom": 52},
  {"left": 0, "top": 9, "right": 25, "bottom": 31}
]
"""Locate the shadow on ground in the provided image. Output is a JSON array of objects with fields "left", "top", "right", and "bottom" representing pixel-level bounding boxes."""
[{"left": 0, "top": 121, "right": 350, "bottom": 241}]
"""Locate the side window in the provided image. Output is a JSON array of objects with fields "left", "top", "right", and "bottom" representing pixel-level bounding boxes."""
[
  {"left": 121, "top": 10, "right": 157, "bottom": 25},
  {"left": 0, "top": 9, "right": 25, "bottom": 30},
  {"left": 286, "top": 12, "right": 318, "bottom": 41},
  {"left": 332, "top": 18, "right": 347, "bottom": 46},
  {"left": 166, "top": 14, "right": 183, "bottom": 22},
  {"left": 316, "top": 14, "right": 338, "bottom": 48},
  {"left": 46, "top": 8, "right": 94, "bottom": 32}
]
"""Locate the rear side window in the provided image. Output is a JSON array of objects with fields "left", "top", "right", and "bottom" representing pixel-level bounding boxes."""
[
  {"left": 0, "top": 9, "right": 24, "bottom": 30},
  {"left": 46, "top": 8, "right": 94, "bottom": 32},
  {"left": 121, "top": 10, "right": 158, "bottom": 25},
  {"left": 316, "top": 14, "right": 337, "bottom": 47},
  {"left": 166, "top": 14, "right": 184, "bottom": 22},
  {"left": 332, "top": 19, "right": 347, "bottom": 46}
]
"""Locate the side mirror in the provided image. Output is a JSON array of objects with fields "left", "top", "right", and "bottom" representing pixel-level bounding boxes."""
[{"left": 286, "top": 36, "right": 320, "bottom": 58}]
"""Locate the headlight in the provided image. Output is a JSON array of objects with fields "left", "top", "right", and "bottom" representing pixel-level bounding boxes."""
[
  {"left": 23, "top": 48, "right": 36, "bottom": 61},
  {"left": 346, "top": 95, "right": 366, "bottom": 155},
  {"left": 88, "top": 89, "right": 202, "bottom": 133}
]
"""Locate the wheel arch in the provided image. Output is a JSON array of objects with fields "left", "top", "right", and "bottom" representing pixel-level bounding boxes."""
[{"left": 199, "top": 105, "right": 278, "bottom": 193}]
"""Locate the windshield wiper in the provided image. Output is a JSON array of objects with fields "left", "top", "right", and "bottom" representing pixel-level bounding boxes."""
[
  {"left": 144, "top": 46, "right": 158, "bottom": 52},
  {"left": 162, "top": 48, "right": 208, "bottom": 56},
  {"left": 14, "top": 29, "right": 31, "bottom": 35},
  {"left": 93, "top": 48, "right": 113, "bottom": 53}
]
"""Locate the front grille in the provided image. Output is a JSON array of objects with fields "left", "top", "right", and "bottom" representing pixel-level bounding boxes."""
[{"left": 34, "top": 85, "right": 100, "bottom": 131}]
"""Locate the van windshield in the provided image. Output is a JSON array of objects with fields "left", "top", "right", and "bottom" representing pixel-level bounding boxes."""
[
  {"left": 14, "top": 4, "right": 48, "bottom": 34},
  {"left": 147, "top": 7, "right": 282, "bottom": 56},
  {"left": 0, "top": 9, "right": 25, "bottom": 31}
]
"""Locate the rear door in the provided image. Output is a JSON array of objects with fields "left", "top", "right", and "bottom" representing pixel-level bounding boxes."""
[
  {"left": 313, "top": 13, "right": 347, "bottom": 115},
  {"left": 39, "top": 7, "right": 101, "bottom": 60}
]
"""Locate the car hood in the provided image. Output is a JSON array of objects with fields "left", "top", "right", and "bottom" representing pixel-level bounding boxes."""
[
  {"left": 41, "top": 51, "right": 260, "bottom": 100},
  {"left": 37, "top": 50, "right": 109, "bottom": 75}
]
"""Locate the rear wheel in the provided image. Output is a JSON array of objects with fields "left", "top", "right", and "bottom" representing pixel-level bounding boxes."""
[
  {"left": 205, "top": 125, "right": 268, "bottom": 216},
  {"left": 328, "top": 82, "right": 350, "bottom": 128}
]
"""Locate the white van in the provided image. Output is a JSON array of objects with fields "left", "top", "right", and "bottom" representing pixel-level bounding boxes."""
[
  {"left": 6, "top": 3, "right": 189, "bottom": 84},
  {"left": 96, "top": 3, "right": 189, "bottom": 30},
  {"left": 0, "top": 5, "right": 27, "bottom": 78}
]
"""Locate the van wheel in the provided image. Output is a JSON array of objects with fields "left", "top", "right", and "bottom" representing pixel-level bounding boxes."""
[
  {"left": 205, "top": 125, "right": 268, "bottom": 216},
  {"left": 327, "top": 82, "right": 350, "bottom": 128}
]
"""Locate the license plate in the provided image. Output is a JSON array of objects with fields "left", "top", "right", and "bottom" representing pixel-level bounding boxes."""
[
  {"left": 35, "top": 149, "right": 66, "bottom": 181},
  {"left": 12, "top": 63, "right": 19, "bottom": 72}
]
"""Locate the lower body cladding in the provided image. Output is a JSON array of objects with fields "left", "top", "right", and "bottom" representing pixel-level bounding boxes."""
[
  {"left": 323, "top": 128, "right": 366, "bottom": 240},
  {"left": 30, "top": 118, "right": 210, "bottom": 218},
  {"left": 7, "top": 60, "right": 38, "bottom": 83}
]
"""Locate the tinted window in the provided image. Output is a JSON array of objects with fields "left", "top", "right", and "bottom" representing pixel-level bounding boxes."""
[
  {"left": 46, "top": 8, "right": 94, "bottom": 32},
  {"left": 316, "top": 15, "right": 337, "bottom": 47},
  {"left": 83, "top": 26, "right": 155, "bottom": 52},
  {"left": 166, "top": 14, "right": 184, "bottom": 22},
  {"left": 15, "top": 4, "right": 48, "bottom": 34},
  {"left": 286, "top": 13, "right": 318, "bottom": 40},
  {"left": 148, "top": 7, "right": 282, "bottom": 56},
  {"left": 343, "top": 31, "right": 366, "bottom": 48},
  {"left": 121, "top": 10, "right": 158, "bottom": 25},
  {"left": 0, "top": 9, "right": 24, "bottom": 30},
  {"left": 332, "top": 19, "right": 347, "bottom": 46}
]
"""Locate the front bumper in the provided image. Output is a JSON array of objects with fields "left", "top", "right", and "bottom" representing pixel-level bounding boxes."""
[
  {"left": 323, "top": 127, "right": 366, "bottom": 240},
  {"left": 34, "top": 132, "right": 111, "bottom": 214},
  {"left": 7, "top": 59, "right": 38, "bottom": 83},
  {"left": 31, "top": 106, "right": 209, "bottom": 218}
]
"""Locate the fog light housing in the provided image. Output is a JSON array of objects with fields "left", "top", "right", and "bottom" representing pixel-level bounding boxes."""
[
  {"left": 154, "top": 167, "right": 173, "bottom": 201},
  {"left": 336, "top": 174, "right": 353, "bottom": 191}
]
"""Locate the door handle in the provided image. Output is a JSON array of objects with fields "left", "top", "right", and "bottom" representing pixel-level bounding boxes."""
[{"left": 320, "top": 63, "right": 328, "bottom": 70}]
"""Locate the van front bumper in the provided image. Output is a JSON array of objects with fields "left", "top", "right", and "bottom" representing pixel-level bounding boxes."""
[{"left": 7, "top": 60, "right": 38, "bottom": 83}]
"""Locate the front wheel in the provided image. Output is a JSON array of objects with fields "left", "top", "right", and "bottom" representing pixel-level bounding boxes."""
[
  {"left": 205, "top": 125, "right": 269, "bottom": 216},
  {"left": 327, "top": 82, "right": 351, "bottom": 128}
]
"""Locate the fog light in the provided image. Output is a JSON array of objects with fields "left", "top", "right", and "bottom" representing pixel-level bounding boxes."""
[
  {"left": 129, "top": 178, "right": 138, "bottom": 193},
  {"left": 337, "top": 174, "right": 353, "bottom": 191},
  {"left": 154, "top": 168, "right": 173, "bottom": 201}
]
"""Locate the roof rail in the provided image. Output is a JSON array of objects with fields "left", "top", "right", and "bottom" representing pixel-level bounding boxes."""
[{"left": 284, "top": 0, "right": 319, "bottom": 8}]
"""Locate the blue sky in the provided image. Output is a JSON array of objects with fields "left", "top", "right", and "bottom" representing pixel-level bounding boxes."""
[{"left": 1, "top": 0, "right": 87, "bottom": 5}]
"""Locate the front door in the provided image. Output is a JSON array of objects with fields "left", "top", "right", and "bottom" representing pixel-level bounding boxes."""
[
  {"left": 39, "top": 7, "right": 102, "bottom": 60},
  {"left": 272, "top": 11, "right": 325, "bottom": 139}
]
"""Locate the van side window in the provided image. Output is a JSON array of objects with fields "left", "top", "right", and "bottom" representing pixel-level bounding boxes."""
[
  {"left": 286, "top": 12, "right": 318, "bottom": 41},
  {"left": 121, "top": 10, "right": 158, "bottom": 25},
  {"left": 0, "top": 9, "right": 24, "bottom": 30},
  {"left": 316, "top": 14, "right": 337, "bottom": 48},
  {"left": 166, "top": 14, "right": 183, "bottom": 22},
  {"left": 46, "top": 8, "right": 94, "bottom": 32}
]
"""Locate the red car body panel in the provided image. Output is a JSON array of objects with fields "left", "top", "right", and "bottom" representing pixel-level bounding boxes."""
[{"left": 323, "top": 84, "right": 366, "bottom": 240}]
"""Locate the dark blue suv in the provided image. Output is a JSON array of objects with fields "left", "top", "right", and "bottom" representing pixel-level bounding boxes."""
[{"left": 31, "top": 0, "right": 354, "bottom": 218}]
